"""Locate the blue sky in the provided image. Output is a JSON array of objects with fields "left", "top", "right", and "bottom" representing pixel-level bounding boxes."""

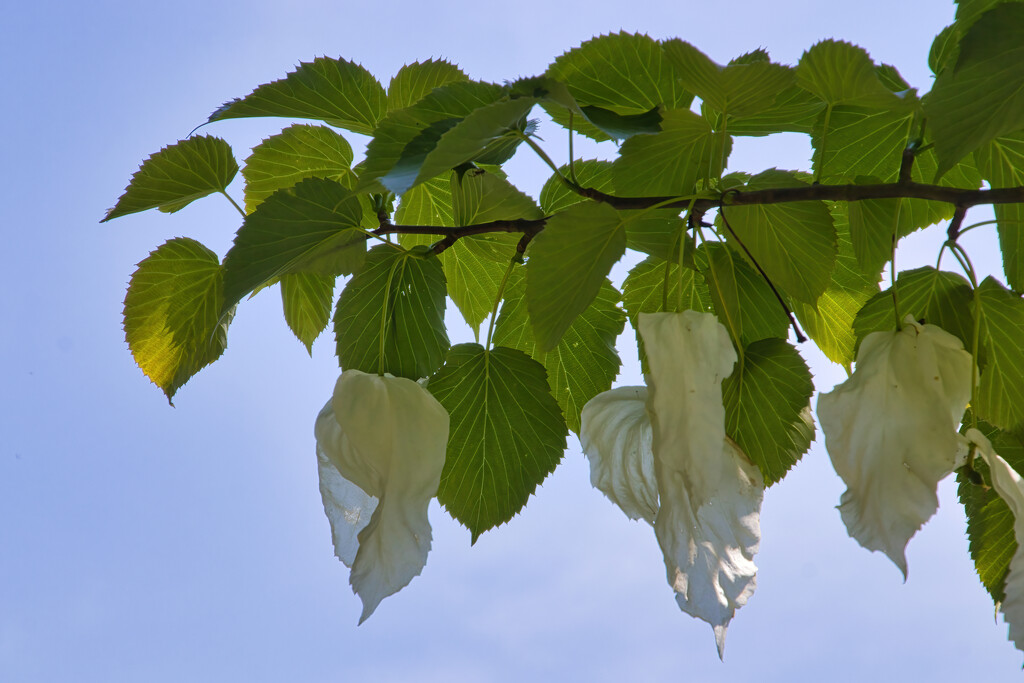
[{"left": 3, "top": 0, "right": 1022, "bottom": 680}]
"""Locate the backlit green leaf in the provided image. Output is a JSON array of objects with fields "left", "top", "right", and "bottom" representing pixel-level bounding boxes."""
[
  {"left": 662, "top": 40, "right": 795, "bottom": 118},
  {"left": 727, "top": 86, "right": 824, "bottom": 136},
  {"left": 494, "top": 275, "right": 624, "bottom": 434},
  {"left": 123, "top": 238, "right": 231, "bottom": 402},
  {"left": 811, "top": 107, "right": 913, "bottom": 183},
  {"left": 621, "top": 255, "right": 713, "bottom": 372},
  {"left": 242, "top": 124, "right": 355, "bottom": 213},
  {"left": 527, "top": 202, "right": 627, "bottom": 350},
  {"left": 925, "top": 4, "right": 1024, "bottom": 177},
  {"left": 790, "top": 209, "right": 880, "bottom": 367},
  {"left": 207, "top": 57, "right": 385, "bottom": 135},
  {"left": 852, "top": 267, "right": 974, "bottom": 352},
  {"left": 796, "top": 40, "right": 903, "bottom": 107},
  {"left": 721, "top": 170, "right": 836, "bottom": 304},
  {"left": 334, "top": 244, "right": 449, "bottom": 380},
  {"left": 698, "top": 242, "right": 790, "bottom": 348},
  {"left": 387, "top": 59, "right": 468, "bottom": 111},
  {"left": 221, "top": 178, "right": 365, "bottom": 314},
  {"left": 546, "top": 32, "right": 691, "bottom": 115},
  {"left": 428, "top": 344, "right": 568, "bottom": 541},
  {"left": 103, "top": 136, "right": 238, "bottom": 221},
  {"left": 958, "top": 417, "right": 1024, "bottom": 604},
  {"left": 974, "top": 276, "right": 1024, "bottom": 430},
  {"left": 612, "top": 108, "right": 730, "bottom": 195},
  {"left": 722, "top": 338, "right": 815, "bottom": 484},
  {"left": 358, "top": 81, "right": 506, "bottom": 194},
  {"left": 975, "top": 133, "right": 1024, "bottom": 291},
  {"left": 280, "top": 272, "right": 335, "bottom": 354}
]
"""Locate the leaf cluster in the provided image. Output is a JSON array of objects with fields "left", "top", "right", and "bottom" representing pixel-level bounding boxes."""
[{"left": 105, "top": 3, "right": 1024, "bottom": 612}]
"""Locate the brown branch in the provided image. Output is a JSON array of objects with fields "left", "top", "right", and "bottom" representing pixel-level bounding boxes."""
[
  {"left": 369, "top": 181, "right": 1024, "bottom": 250},
  {"left": 578, "top": 181, "right": 1024, "bottom": 212}
]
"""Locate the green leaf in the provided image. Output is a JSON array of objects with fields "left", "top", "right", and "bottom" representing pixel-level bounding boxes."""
[
  {"left": 527, "top": 202, "right": 627, "bottom": 350},
  {"left": 795, "top": 40, "right": 903, "bottom": 107},
  {"left": 611, "top": 108, "right": 730, "bottom": 196},
  {"left": 428, "top": 344, "right": 568, "bottom": 541},
  {"left": 494, "top": 275, "right": 625, "bottom": 434},
  {"left": 622, "top": 256, "right": 712, "bottom": 321},
  {"left": 280, "top": 272, "right": 334, "bottom": 354},
  {"left": 358, "top": 81, "right": 506, "bottom": 194},
  {"left": 811, "top": 107, "right": 913, "bottom": 183},
  {"left": 221, "top": 178, "right": 365, "bottom": 314},
  {"left": 790, "top": 209, "right": 880, "bottom": 367},
  {"left": 957, "top": 417, "right": 1024, "bottom": 604},
  {"left": 727, "top": 86, "right": 824, "bottom": 136},
  {"left": 662, "top": 40, "right": 795, "bottom": 117},
  {"left": 103, "top": 136, "right": 238, "bottom": 221},
  {"left": 539, "top": 159, "right": 612, "bottom": 214},
  {"left": 241, "top": 124, "right": 355, "bottom": 213},
  {"left": 546, "top": 32, "right": 691, "bottom": 115},
  {"left": 123, "top": 238, "right": 231, "bottom": 402},
  {"left": 540, "top": 102, "right": 613, "bottom": 142},
  {"left": 387, "top": 59, "right": 468, "bottom": 111},
  {"left": 451, "top": 169, "right": 543, "bottom": 226},
  {"left": 852, "top": 267, "right": 974, "bottom": 352},
  {"left": 721, "top": 170, "right": 836, "bottom": 304},
  {"left": 395, "top": 174, "right": 455, "bottom": 227},
  {"left": 925, "top": 4, "right": 1024, "bottom": 177},
  {"left": 974, "top": 276, "right": 1024, "bottom": 430},
  {"left": 844, "top": 147, "right": 982, "bottom": 274},
  {"left": 975, "top": 132, "right": 1024, "bottom": 291},
  {"left": 956, "top": 0, "right": 1024, "bottom": 28},
  {"left": 698, "top": 242, "right": 790, "bottom": 348},
  {"left": 207, "top": 57, "right": 385, "bottom": 135},
  {"left": 722, "top": 338, "right": 815, "bottom": 484},
  {"left": 334, "top": 244, "right": 449, "bottom": 380},
  {"left": 394, "top": 97, "right": 536, "bottom": 195},
  {"left": 621, "top": 255, "right": 713, "bottom": 372},
  {"left": 929, "top": 24, "right": 961, "bottom": 77}
]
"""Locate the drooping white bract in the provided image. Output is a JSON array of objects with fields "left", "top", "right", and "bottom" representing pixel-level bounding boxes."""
[
  {"left": 640, "top": 311, "right": 765, "bottom": 659},
  {"left": 579, "top": 386, "right": 658, "bottom": 525},
  {"left": 315, "top": 401, "right": 377, "bottom": 567},
  {"left": 314, "top": 370, "right": 449, "bottom": 622},
  {"left": 817, "top": 318, "right": 972, "bottom": 577},
  {"left": 964, "top": 428, "right": 1024, "bottom": 654}
]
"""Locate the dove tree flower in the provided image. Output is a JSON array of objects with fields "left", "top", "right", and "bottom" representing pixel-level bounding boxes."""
[
  {"left": 105, "top": 8, "right": 1024, "bottom": 663},
  {"left": 314, "top": 370, "right": 449, "bottom": 622},
  {"left": 581, "top": 311, "right": 764, "bottom": 658},
  {"left": 817, "top": 318, "right": 973, "bottom": 577}
]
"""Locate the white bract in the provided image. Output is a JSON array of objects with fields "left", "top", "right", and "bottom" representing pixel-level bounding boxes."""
[
  {"left": 314, "top": 370, "right": 449, "bottom": 622},
  {"left": 579, "top": 386, "right": 657, "bottom": 524},
  {"left": 581, "top": 311, "right": 764, "bottom": 658},
  {"left": 817, "top": 317, "right": 972, "bottom": 577},
  {"left": 964, "top": 428, "right": 1024, "bottom": 654}
]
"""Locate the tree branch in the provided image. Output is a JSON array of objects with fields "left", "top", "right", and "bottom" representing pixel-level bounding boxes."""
[{"left": 369, "top": 180, "right": 1024, "bottom": 250}]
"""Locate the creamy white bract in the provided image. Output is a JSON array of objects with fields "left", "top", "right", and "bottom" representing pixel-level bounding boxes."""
[
  {"left": 314, "top": 370, "right": 449, "bottom": 622},
  {"left": 817, "top": 317, "right": 972, "bottom": 577},
  {"left": 580, "top": 311, "right": 764, "bottom": 658}
]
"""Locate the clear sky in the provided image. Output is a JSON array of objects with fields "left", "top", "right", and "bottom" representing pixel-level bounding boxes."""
[{"left": 2, "top": 0, "right": 1022, "bottom": 680}]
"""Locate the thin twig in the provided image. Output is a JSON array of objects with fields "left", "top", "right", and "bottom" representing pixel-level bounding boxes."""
[{"left": 719, "top": 200, "right": 807, "bottom": 343}]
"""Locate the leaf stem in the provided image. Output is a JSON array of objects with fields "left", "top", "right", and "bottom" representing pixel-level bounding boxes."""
[
  {"left": 221, "top": 190, "right": 247, "bottom": 219},
  {"left": 519, "top": 132, "right": 573, "bottom": 190},
  {"left": 485, "top": 257, "right": 518, "bottom": 351},
  {"left": 890, "top": 200, "right": 902, "bottom": 329},
  {"left": 677, "top": 198, "right": 697, "bottom": 312}
]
